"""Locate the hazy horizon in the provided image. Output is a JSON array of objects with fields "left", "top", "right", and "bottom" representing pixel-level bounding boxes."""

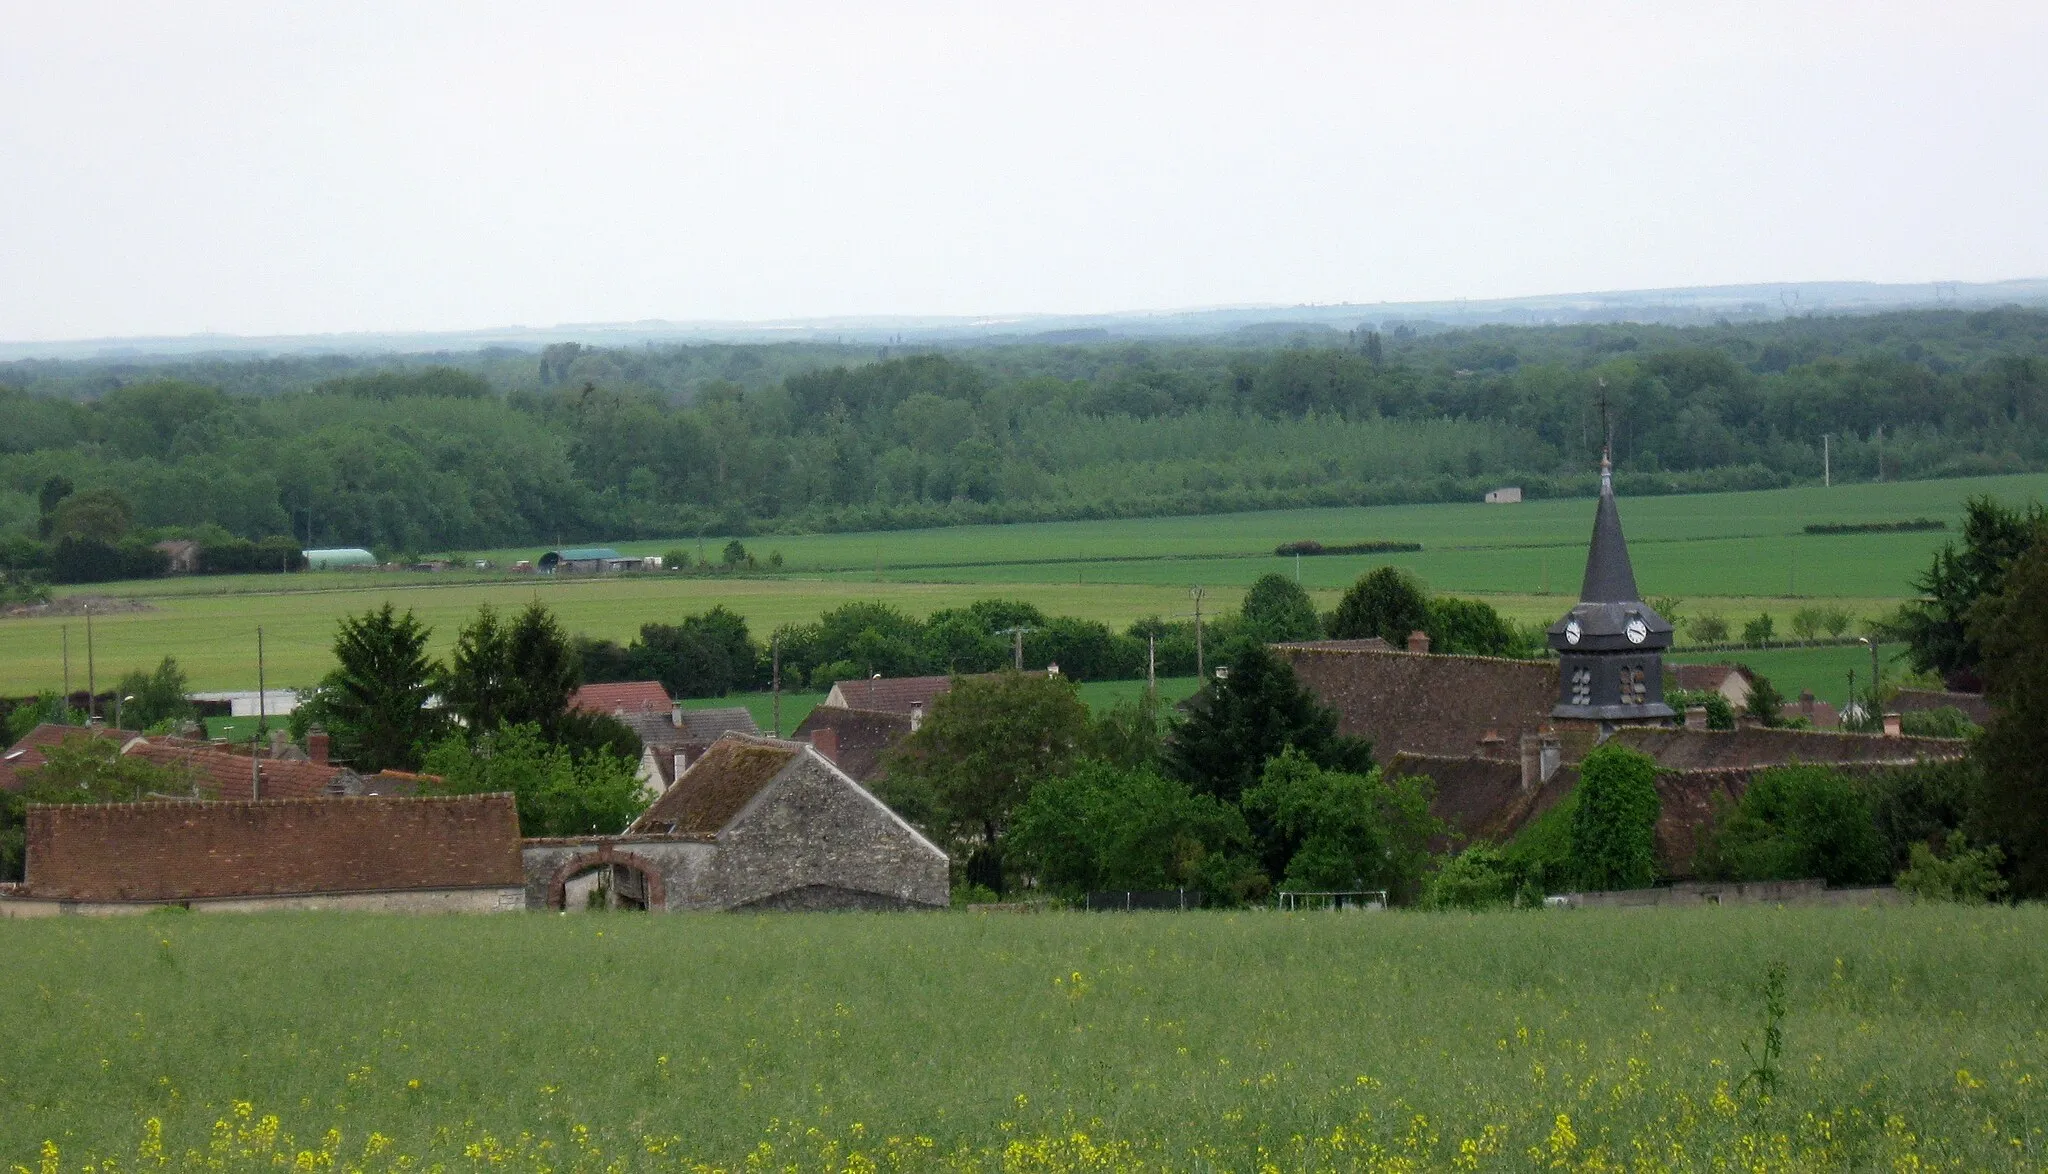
[{"left": 5, "top": 2, "right": 2045, "bottom": 341}]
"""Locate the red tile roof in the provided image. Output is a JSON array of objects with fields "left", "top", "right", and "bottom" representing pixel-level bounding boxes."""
[
  {"left": 122, "top": 739, "right": 348, "bottom": 800},
  {"left": 789, "top": 705, "right": 912, "bottom": 783},
  {"left": 0, "top": 724, "right": 137, "bottom": 793},
  {"left": 1888, "top": 689, "right": 1993, "bottom": 726},
  {"left": 22, "top": 794, "right": 524, "bottom": 902},
  {"left": 570, "top": 681, "right": 673, "bottom": 714},
  {"left": 823, "top": 675, "right": 962, "bottom": 716}
]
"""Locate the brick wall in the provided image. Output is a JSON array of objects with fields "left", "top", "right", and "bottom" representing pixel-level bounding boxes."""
[{"left": 25, "top": 794, "right": 524, "bottom": 902}]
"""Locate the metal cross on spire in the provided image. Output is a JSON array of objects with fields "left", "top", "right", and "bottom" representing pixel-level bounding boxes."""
[{"left": 1596, "top": 377, "right": 1613, "bottom": 492}]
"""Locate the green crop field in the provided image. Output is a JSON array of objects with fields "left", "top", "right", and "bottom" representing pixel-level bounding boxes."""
[
  {"left": 3, "top": 473, "right": 2039, "bottom": 698},
  {"left": 3, "top": 907, "right": 2043, "bottom": 1172}
]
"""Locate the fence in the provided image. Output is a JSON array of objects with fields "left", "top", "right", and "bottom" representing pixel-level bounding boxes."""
[{"left": 1276, "top": 890, "right": 1387, "bottom": 912}]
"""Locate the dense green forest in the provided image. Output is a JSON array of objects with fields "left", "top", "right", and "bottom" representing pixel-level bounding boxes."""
[{"left": 2, "top": 308, "right": 2045, "bottom": 564}]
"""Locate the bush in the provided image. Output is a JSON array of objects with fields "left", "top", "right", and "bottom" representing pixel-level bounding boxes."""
[
  {"left": 1896, "top": 832, "right": 2007, "bottom": 903},
  {"left": 1007, "top": 762, "right": 1257, "bottom": 903},
  {"left": 1687, "top": 613, "right": 1730, "bottom": 643},
  {"left": 1421, "top": 845, "right": 1519, "bottom": 911},
  {"left": 1569, "top": 742, "right": 1661, "bottom": 890},
  {"left": 1666, "top": 688, "right": 1735, "bottom": 730},
  {"left": 1898, "top": 706, "right": 1980, "bottom": 739},
  {"left": 1696, "top": 765, "right": 1889, "bottom": 885}
]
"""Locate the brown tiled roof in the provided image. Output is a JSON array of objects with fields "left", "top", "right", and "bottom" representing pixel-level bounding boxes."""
[
  {"left": 1670, "top": 663, "right": 1752, "bottom": 691},
  {"left": 1607, "top": 726, "right": 1967, "bottom": 771},
  {"left": 1272, "top": 638, "right": 1395, "bottom": 652},
  {"left": 0, "top": 724, "right": 135, "bottom": 793},
  {"left": 789, "top": 705, "right": 913, "bottom": 783},
  {"left": 22, "top": 794, "right": 524, "bottom": 902},
  {"left": 569, "top": 681, "right": 673, "bottom": 714},
  {"left": 1276, "top": 646, "right": 1558, "bottom": 763},
  {"left": 1386, "top": 753, "right": 1532, "bottom": 846},
  {"left": 122, "top": 739, "right": 348, "bottom": 800},
  {"left": 1889, "top": 689, "right": 1993, "bottom": 726},
  {"left": 677, "top": 706, "right": 759, "bottom": 740},
  {"left": 629, "top": 736, "right": 800, "bottom": 836},
  {"left": 824, "top": 675, "right": 963, "bottom": 715}
]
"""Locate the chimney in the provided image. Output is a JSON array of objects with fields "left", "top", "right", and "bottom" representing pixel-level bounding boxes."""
[
  {"left": 1519, "top": 733, "right": 1540, "bottom": 791},
  {"left": 671, "top": 702, "right": 683, "bottom": 729},
  {"left": 269, "top": 728, "right": 289, "bottom": 758},
  {"left": 811, "top": 725, "right": 840, "bottom": 764},
  {"left": 1684, "top": 706, "right": 1709, "bottom": 731},
  {"left": 1799, "top": 690, "right": 1817, "bottom": 720},
  {"left": 1882, "top": 712, "right": 1902, "bottom": 738},
  {"left": 1406, "top": 630, "right": 1431, "bottom": 654},
  {"left": 1477, "top": 729, "right": 1507, "bottom": 757},
  {"left": 1541, "top": 732, "right": 1561, "bottom": 783},
  {"left": 909, "top": 702, "right": 924, "bottom": 733},
  {"left": 307, "top": 726, "right": 330, "bottom": 765},
  {"left": 672, "top": 751, "right": 687, "bottom": 781}
]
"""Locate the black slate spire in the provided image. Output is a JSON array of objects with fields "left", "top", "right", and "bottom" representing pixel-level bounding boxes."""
[{"left": 1578, "top": 453, "right": 1641, "bottom": 603}]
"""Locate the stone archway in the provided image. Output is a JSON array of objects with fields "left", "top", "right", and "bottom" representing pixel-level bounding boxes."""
[{"left": 545, "top": 847, "right": 667, "bottom": 911}]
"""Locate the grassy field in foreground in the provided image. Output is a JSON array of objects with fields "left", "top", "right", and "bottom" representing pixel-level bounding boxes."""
[{"left": 3, "top": 908, "right": 2043, "bottom": 1171}]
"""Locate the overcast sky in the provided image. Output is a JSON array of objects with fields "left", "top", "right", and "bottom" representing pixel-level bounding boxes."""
[{"left": 3, "top": 2, "right": 2044, "bottom": 341}]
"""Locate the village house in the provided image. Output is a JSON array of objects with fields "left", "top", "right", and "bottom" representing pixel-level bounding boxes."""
[
  {"left": 1669, "top": 663, "right": 1754, "bottom": 711},
  {"left": 520, "top": 734, "right": 947, "bottom": 912},
  {"left": 2, "top": 794, "right": 526, "bottom": 915},
  {"left": 567, "top": 680, "right": 760, "bottom": 793},
  {"left": 790, "top": 704, "right": 913, "bottom": 784}
]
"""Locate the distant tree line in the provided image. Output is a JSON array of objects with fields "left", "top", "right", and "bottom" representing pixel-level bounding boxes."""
[{"left": 3, "top": 308, "right": 2045, "bottom": 558}]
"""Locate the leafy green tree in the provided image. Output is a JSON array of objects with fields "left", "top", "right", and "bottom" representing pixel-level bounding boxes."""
[
  {"left": 1327, "top": 567, "right": 1429, "bottom": 644},
  {"left": 1696, "top": 765, "right": 1889, "bottom": 885},
  {"left": 48, "top": 488, "right": 133, "bottom": 542},
  {"left": 1425, "top": 596, "right": 1531, "bottom": 657},
  {"left": 5, "top": 692, "right": 74, "bottom": 743},
  {"left": 113, "top": 657, "right": 195, "bottom": 730},
  {"left": 422, "top": 723, "right": 645, "bottom": 836},
  {"left": 630, "top": 606, "right": 760, "bottom": 697},
  {"left": 1569, "top": 742, "right": 1662, "bottom": 890},
  {"left": 721, "top": 540, "right": 748, "bottom": 567},
  {"left": 1165, "top": 643, "right": 1373, "bottom": 809},
  {"left": 503, "top": 601, "right": 580, "bottom": 734},
  {"left": 1239, "top": 572, "right": 1320, "bottom": 642},
  {"left": 1741, "top": 613, "right": 1777, "bottom": 646},
  {"left": 1866, "top": 757, "right": 1978, "bottom": 871},
  {"left": 300, "top": 603, "right": 445, "bottom": 772},
  {"left": 1894, "top": 495, "right": 2044, "bottom": 689},
  {"left": 1006, "top": 762, "right": 1256, "bottom": 901},
  {"left": 1241, "top": 747, "right": 1439, "bottom": 899},
  {"left": 1745, "top": 674, "right": 1787, "bottom": 727},
  {"left": 1967, "top": 532, "right": 2048, "bottom": 894},
  {"left": 881, "top": 670, "right": 1090, "bottom": 852}
]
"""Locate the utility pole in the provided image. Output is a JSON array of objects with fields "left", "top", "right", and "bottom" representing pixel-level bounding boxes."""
[
  {"left": 256, "top": 626, "right": 268, "bottom": 740},
  {"left": 771, "top": 633, "right": 782, "bottom": 737},
  {"left": 1147, "top": 634, "right": 1157, "bottom": 698},
  {"left": 85, "top": 603, "right": 95, "bottom": 722},
  {"left": 1822, "top": 433, "right": 1832, "bottom": 488},
  {"left": 996, "top": 626, "right": 1037, "bottom": 672},
  {"left": 1190, "top": 586, "right": 1207, "bottom": 680}
]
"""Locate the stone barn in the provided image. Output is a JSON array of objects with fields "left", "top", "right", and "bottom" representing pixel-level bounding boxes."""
[{"left": 521, "top": 734, "right": 947, "bottom": 912}]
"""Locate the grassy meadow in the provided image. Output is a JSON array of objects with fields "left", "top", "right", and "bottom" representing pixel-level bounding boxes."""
[
  {"left": 3, "top": 906, "right": 2044, "bottom": 1172},
  {"left": 3, "top": 472, "right": 2041, "bottom": 700}
]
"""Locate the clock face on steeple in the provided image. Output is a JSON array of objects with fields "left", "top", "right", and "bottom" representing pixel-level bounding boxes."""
[
  {"left": 1564, "top": 619, "right": 1581, "bottom": 645},
  {"left": 1626, "top": 617, "right": 1647, "bottom": 644}
]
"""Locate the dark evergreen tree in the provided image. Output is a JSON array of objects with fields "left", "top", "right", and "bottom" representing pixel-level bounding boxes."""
[
  {"left": 1894, "top": 496, "right": 2045, "bottom": 689},
  {"left": 1968, "top": 532, "right": 2048, "bottom": 895},
  {"left": 303, "top": 604, "right": 445, "bottom": 772},
  {"left": 503, "top": 601, "right": 580, "bottom": 734},
  {"left": 1165, "top": 643, "right": 1373, "bottom": 808}
]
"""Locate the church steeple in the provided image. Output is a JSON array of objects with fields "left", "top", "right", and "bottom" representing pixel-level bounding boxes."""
[{"left": 1547, "top": 439, "right": 1674, "bottom": 723}]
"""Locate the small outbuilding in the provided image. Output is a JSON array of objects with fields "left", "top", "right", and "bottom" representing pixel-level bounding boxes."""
[
  {"left": 522, "top": 734, "right": 948, "bottom": 912},
  {"left": 1484, "top": 487, "right": 1523, "bottom": 504},
  {"left": 538, "top": 547, "right": 622, "bottom": 573}
]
